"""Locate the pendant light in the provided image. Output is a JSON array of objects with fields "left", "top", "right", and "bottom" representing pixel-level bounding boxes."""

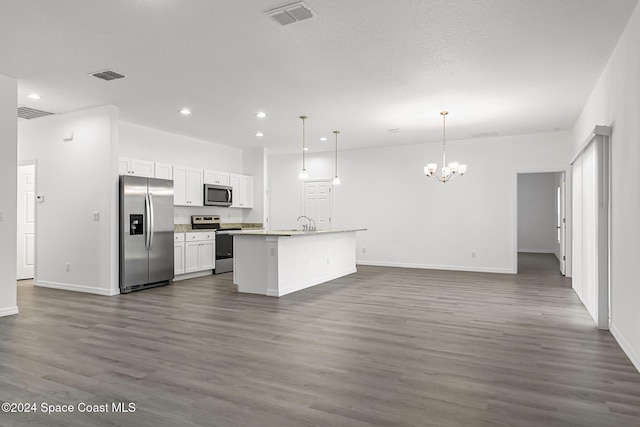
[
  {"left": 332, "top": 130, "right": 341, "bottom": 185},
  {"left": 423, "top": 111, "right": 467, "bottom": 183},
  {"left": 299, "top": 115, "right": 309, "bottom": 179}
]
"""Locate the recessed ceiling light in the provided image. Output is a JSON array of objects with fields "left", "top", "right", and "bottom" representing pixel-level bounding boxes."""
[
  {"left": 256, "top": 112, "right": 266, "bottom": 118},
  {"left": 180, "top": 108, "right": 191, "bottom": 115},
  {"left": 320, "top": 137, "right": 327, "bottom": 141},
  {"left": 27, "top": 93, "right": 41, "bottom": 100},
  {"left": 255, "top": 132, "right": 264, "bottom": 137}
]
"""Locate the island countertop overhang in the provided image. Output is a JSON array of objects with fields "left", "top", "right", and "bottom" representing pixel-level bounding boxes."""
[{"left": 229, "top": 228, "right": 366, "bottom": 237}]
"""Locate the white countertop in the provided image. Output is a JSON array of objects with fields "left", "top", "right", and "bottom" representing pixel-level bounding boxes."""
[{"left": 231, "top": 228, "right": 366, "bottom": 237}]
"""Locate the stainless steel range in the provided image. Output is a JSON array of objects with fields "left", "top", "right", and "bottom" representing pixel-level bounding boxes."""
[{"left": 191, "top": 215, "right": 240, "bottom": 274}]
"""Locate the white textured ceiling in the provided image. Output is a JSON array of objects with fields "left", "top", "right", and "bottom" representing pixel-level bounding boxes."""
[{"left": 1, "top": 0, "right": 637, "bottom": 153}]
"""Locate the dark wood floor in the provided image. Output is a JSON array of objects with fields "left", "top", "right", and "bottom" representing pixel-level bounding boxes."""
[{"left": 2, "top": 255, "right": 640, "bottom": 426}]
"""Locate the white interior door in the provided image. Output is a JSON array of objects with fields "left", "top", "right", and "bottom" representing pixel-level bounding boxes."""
[
  {"left": 559, "top": 172, "right": 567, "bottom": 275},
  {"left": 303, "top": 180, "right": 332, "bottom": 229},
  {"left": 17, "top": 164, "right": 35, "bottom": 280}
]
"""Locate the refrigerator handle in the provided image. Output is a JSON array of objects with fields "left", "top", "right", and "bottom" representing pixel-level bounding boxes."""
[
  {"left": 145, "top": 193, "right": 151, "bottom": 250},
  {"left": 149, "top": 193, "right": 155, "bottom": 250}
]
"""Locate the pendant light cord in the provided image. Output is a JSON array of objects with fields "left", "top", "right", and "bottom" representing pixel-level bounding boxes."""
[{"left": 442, "top": 111, "right": 447, "bottom": 168}]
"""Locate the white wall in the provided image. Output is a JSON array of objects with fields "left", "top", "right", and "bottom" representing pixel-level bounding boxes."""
[
  {"left": 269, "top": 131, "right": 572, "bottom": 274},
  {"left": 571, "top": 2, "right": 640, "bottom": 371},
  {"left": 18, "top": 106, "right": 120, "bottom": 296},
  {"left": 0, "top": 74, "right": 18, "bottom": 316},
  {"left": 119, "top": 121, "right": 246, "bottom": 225},
  {"left": 517, "top": 173, "right": 559, "bottom": 254}
]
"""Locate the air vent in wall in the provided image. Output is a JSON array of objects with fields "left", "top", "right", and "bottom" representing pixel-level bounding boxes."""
[
  {"left": 265, "top": 2, "right": 314, "bottom": 26},
  {"left": 91, "top": 70, "right": 126, "bottom": 81},
  {"left": 17, "top": 106, "right": 55, "bottom": 120}
]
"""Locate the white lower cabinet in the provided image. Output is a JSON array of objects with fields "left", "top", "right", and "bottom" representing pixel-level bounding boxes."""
[
  {"left": 184, "top": 232, "right": 215, "bottom": 273},
  {"left": 174, "top": 233, "right": 185, "bottom": 275}
]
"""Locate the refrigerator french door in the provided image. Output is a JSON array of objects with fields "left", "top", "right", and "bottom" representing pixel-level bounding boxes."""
[{"left": 120, "top": 175, "right": 174, "bottom": 293}]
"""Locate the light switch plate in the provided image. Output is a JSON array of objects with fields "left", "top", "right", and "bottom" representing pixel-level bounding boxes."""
[{"left": 93, "top": 211, "right": 100, "bottom": 221}]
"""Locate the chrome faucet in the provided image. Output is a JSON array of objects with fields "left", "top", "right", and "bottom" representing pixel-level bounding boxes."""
[{"left": 296, "top": 215, "right": 316, "bottom": 232}]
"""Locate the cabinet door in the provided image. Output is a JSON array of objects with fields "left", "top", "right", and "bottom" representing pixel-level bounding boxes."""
[
  {"left": 243, "top": 175, "right": 253, "bottom": 208},
  {"left": 229, "top": 174, "right": 241, "bottom": 207},
  {"left": 173, "top": 165, "right": 189, "bottom": 206},
  {"left": 199, "top": 240, "right": 215, "bottom": 270},
  {"left": 155, "top": 162, "right": 173, "bottom": 180},
  {"left": 118, "top": 158, "right": 131, "bottom": 175},
  {"left": 216, "top": 172, "right": 230, "bottom": 186},
  {"left": 185, "top": 241, "right": 201, "bottom": 273},
  {"left": 230, "top": 174, "right": 253, "bottom": 208},
  {"left": 174, "top": 243, "right": 185, "bottom": 275},
  {"left": 187, "top": 168, "right": 204, "bottom": 206},
  {"left": 204, "top": 170, "right": 230, "bottom": 186},
  {"left": 203, "top": 170, "right": 217, "bottom": 185},
  {"left": 130, "top": 159, "right": 154, "bottom": 178}
]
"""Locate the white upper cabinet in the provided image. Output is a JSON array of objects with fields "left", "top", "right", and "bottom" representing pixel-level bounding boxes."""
[
  {"left": 173, "top": 165, "right": 203, "bottom": 206},
  {"left": 119, "top": 158, "right": 154, "bottom": 178},
  {"left": 203, "top": 170, "right": 230, "bottom": 186},
  {"left": 155, "top": 162, "right": 173, "bottom": 180},
  {"left": 230, "top": 173, "right": 253, "bottom": 209}
]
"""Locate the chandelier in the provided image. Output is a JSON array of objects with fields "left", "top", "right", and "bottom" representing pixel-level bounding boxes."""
[{"left": 424, "top": 111, "right": 467, "bottom": 182}]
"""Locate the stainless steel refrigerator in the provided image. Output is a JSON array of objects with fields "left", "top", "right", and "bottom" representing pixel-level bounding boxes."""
[{"left": 119, "top": 175, "right": 174, "bottom": 293}]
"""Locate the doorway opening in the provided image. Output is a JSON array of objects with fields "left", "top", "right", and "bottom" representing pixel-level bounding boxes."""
[
  {"left": 516, "top": 171, "right": 566, "bottom": 276},
  {"left": 17, "top": 162, "right": 36, "bottom": 282}
]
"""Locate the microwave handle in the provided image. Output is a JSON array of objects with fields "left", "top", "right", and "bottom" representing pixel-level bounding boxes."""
[{"left": 227, "top": 189, "right": 232, "bottom": 203}]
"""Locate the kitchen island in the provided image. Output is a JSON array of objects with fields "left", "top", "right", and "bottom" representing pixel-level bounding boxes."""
[{"left": 232, "top": 229, "right": 366, "bottom": 297}]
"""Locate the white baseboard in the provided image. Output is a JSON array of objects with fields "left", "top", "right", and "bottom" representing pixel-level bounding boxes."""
[
  {"left": 173, "top": 270, "right": 213, "bottom": 281},
  {"left": 36, "top": 281, "right": 119, "bottom": 296},
  {"left": 355, "top": 260, "right": 513, "bottom": 274},
  {"left": 0, "top": 306, "right": 19, "bottom": 317},
  {"left": 610, "top": 323, "right": 640, "bottom": 373}
]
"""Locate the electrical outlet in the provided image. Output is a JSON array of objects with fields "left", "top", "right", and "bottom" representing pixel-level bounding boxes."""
[
  {"left": 93, "top": 211, "right": 100, "bottom": 221},
  {"left": 0, "top": 210, "right": 3, "bottom": 221},
  {"left": 327, "top": 258, "right": 330, "bottom": 264},
  {"left": 362, "top": 247, "right": 367, "bottom": 254},
  {"left": 65, "top": 263, "right": 70, "bottom": 272},
  {"left": 471, "top": 252, "right": 477, "bottom": 258}
]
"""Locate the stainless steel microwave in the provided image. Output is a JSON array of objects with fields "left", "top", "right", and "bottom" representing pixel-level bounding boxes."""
[{"left": 204, "top": 184, "right": 232, "bottom": 207}]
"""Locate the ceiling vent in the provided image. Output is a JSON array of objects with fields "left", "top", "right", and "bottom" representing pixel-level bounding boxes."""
[
  {"left": 17, "top": 106, "right": 55, "bottom": 120},
  {"left": 265, "top": 2, "right": 314, "bottom": 26},
  {"left": 471, "top": 130, "right": 498, "bottom": 138},
  {"left": 91, "top": 70, "right": 126, "bottom": 81}
]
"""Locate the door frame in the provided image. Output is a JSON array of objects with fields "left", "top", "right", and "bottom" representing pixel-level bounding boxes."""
[
  {"left": 513, "top": 167, "right": 571, "bottom": 275},
  {"left": 17, "top": 159, "right": 38, "bottom": 283}
]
